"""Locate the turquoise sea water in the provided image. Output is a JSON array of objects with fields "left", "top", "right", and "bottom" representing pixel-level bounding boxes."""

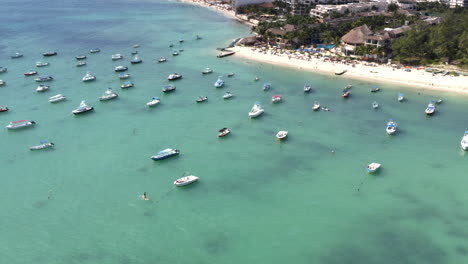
[{"left": 1, "top": 0, "right": 468, "bottom": 263}]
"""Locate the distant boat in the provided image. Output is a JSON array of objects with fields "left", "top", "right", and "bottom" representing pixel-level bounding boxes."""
[
  {"left": 425, "top": 101, "right": 436, "bottom": 115},
  {"left": 6, "top": 120, "right": 35, "bottom": 130},
  {"left": 0, "top": 67, "right": 7, "bottom": 73},
  {"left": 174, "top": 173, "right": 199, "bottom": 187},
  {"left": 254, "top": 76, "right": 260, "bottom": 81},
  {"left": 0, "top": 105, "right": 8, "bottom": 112},
  {"left": 89, "top": 48, "right": 101, "bottom": 53},
  {"left": 172, "top": 51, "right": 179, "bottom": 56},
  {"left": 0, "top": 80, "right": 5, "bottom": 86},
  {"left": 72, "top": 100, "right": 93, "bottom": 115},
  {"left": 214, "top": 76, "right": 224, "bottom": 88},
  {"left": 121, "top": 81, "right": 134, "bottom": 89},
  {"left": 76, "top": 61, "right": 87, "bottom": 67},
  {"left": 132, "top": 51, "right": 138, "bottom": 56},
  {"left": 342, "top": 89, "right": 350, "bottom": 98},
  {"left": 461, "top": 131, "right": 468, "bottom": 151},
  {"left": 162, "top": 84, "right": 176, "bottom": 93},
  {"left": 272, "top": 95, "right": 282, "bottom": 103},
  {"left": 118, "top": 72, "right": 130, "bottom": 79},
  {"left": 114, "top": 66, "right": 128, "bottom": 72},
  {"left": 151, "top": 148, "right": 180, "bottom": 161},
  {"left": 367, "top": 162, "right": 381, "bottom": 173},
  {"left": 179, "top": 39, "right": 184, "bottom": 43},
  {"left": 227, "top": 72, "right": 235, "bottom": 77},
  {"left": 167, "top": 73, "right": 182, "bottom": 80},
  {"left": 372, "top": 101, "right": 379, "bottom": 109},
  {"left": 196, "top": 35, "right": 202, "bottom": 40},
  {"left": 223, "top": 91, "right": 233, "bottom": 99},
  {"left": 386, "top": 119, "right": 397, "bottom": 135},
  {"left": 147, "top": 97, "right": 160, "bottom": 107},
  {"left": 24, "top": 70, "right": 38, "bottom": 76},
  {"left": 276, "top": 130, "right": 288, "bottom": 140},
  {"left": 158, "top": 57, "right": 167, "bottom": 63},
  {"left": 312, "top": 101, "right": 320, "bottom": 111},
  {"left": 42, "top": 51, "right": 57, "bottom": 57},
  {"left": 130, "top": 55, "right": 142, "bottom": 64},
  {"left": 111, "top": 54, "right": 123, "bottom": 60},
  {"left": 82, "top": 71, "right": 96, "bottom": 82},
  {"left": 202, "top": 68, "right": 213, "bottom": 74},
  {"left": 133, "top": 44, "right": 140, "bottom": 48},
  {"left": 35, "top": 75, "right": 53, "bottom": 82},
  {"left": 76, "top": 55, "right": 87, "bottom": 60},
  {"left": 344, "top": 84, "right": 352, "bottom": 89},
  {"left": 248, "top": 102, "right": 264, "bottom": 118},
  {"left": 196, "top": 96, "right": 208, "bottom": 103},
  {"left": 36, "top": 85, "right": 49, "bottom": 92},
  {"left": 36, "top": 61, "right": 49, "bottom": 67},
  {"left": 218, "top": 127, "right": 230, "bottom": 137},
  {"left": 304, "top": 85, "right": 312, "bottom": 93},
  {"left": 335, "top": 69, "right": 347, "bottom": 75},
  {"left": 99, "top": 88, "right": 118, "bottom": 101},
  {"left": 29, "top": 141, "right": 54, "bottom": 150},
  {"left": 11, "top": 52, "right": 23, "bottom": 59},
  {"left": 263, "top": 83, "right": 271, "bottom": 91},
  {"left": 370, "top": 86, "right": 380, "bottom": 92},
  {"left": 436, "top": 98, "right": 443, "bottom": 105},
  {"left": 398, "top": 93, "right": 404, "bottom": 102},
  {"left": 49, "top": 94, "right": 66, "bottom": 103}
]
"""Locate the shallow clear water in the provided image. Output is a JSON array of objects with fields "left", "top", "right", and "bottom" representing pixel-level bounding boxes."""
[{"left": 1, "top": 0, "right": 468, "bottom": 263}]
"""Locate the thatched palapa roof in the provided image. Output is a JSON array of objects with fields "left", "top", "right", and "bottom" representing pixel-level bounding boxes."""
[{"left": 341, "top": 25, "right": 373, "bottom": 45}]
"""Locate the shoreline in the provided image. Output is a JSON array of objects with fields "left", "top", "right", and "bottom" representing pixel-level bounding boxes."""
[{"left": 232, "top": 46, "right": 468, "bottom": 94}]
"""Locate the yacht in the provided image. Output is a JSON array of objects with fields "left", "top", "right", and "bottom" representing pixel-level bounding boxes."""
[
  {"left": 461, "top": 131, "right": 468, "bottom": 151},
  {"left": 130, "top": 55, "right": 142, "bottom": 64},
  {"left": 367, "top": 163, "right": 381, "bottom": 173},
  {"left": 89, "top": 48, "right": 101, "bottom": 53},
  {"left": 76, "top": 61, "right": 87, "bottom": 67},
  {"left": 304, "top": 85, "right": 312, "bottom": 93},
  {"left": 76, "top": 55, "right": 87, "bottom": 60},
  {"left": 82, "top": 71, "right": 96, "bottom": 82},
  {"left": 158, "top": 57, "right": 167, "bottom": 63},
  {"left": 162, "top": 84, "right": 176, "bottom": 92},
  {"left": 425, "top": 101, "right": 436, "bottom": 115},
  {"left": 11, "top": 52, "right": 23, "bottom": 59},
  {"left": 386, "top": 119, "right": 397, "bottom": 135},
  {"left": 0, "top": 67, "right": 7, "bottom": 73},
  {"left": 214, "top": 76, "right": 224, "bottom": 88},
  {"left": 35, "top": 75, "right": 53, "bottom": 82},
  {"left": 111, "top": 54, "right": 123, "bottom": 60},
  {"left": 276, "top": 130, "right": 288, "bottom": 140},
  {"left": 248, "top": 102, "right": 264, "bottom": 118},
  {"left": 372, "top": 101, "right": 379, "bottom": 109},
  {"left": 398, "top": 93, "right": 404, "bottom": 102},
  {"left": 0, "top": 105, "right": 8, "bottom": 112},
  {"left": 312, "top": 101, "right": 320, "bottom": 111},
  {"left": 271, "top": 95, "right": 282, "bottom": 103},
  {"left": 151, "top": 148, "right": 180, "bottom": 160},
  {"left": 147, "top": 97, "right": 160, "bottom": 107},
  {"left": 29, "top": 141, "right": 54, "bottom": 150},
  {"left": 72, "top": 100, "right": 93, "bottom": 115},
  {"left": 24, "top": 70, "right": 38, "bottom": 76},
  {"left": 114, "top": 66, "right": 128, "bottom": 72},
  {"left": 196, "top": 96, "right": 208, "bottom": 103},
  {"left": 49, "top": 94, "right": 66, "bottom": 103},
  {"left": 223, "top": 91, "right": 233, "bottom": 99},
  {"left": 118, "top": 73, "right": 130, "bottom": 79},
  {"left": 121, "top": 81, "right": 134, "bottom": 89},
  {"left": 263, "top": 83, "right": 271, "bottom": 91},
  {"left": 202, "top": 68, "right": 213, "bottom": 74},
  {"left": 42, "top": 51, "right": 57, "bottom": 57},
  {"left": 218, "top": 128, "right": 230, "bottom": 137},
  {"left": 174, "top": 173, "right": 199, "bottom": 187},
  {"left": 6, "top": 120, "right": 36, "bottom": 130},
  {"left": 167, "top": 73, "right": 182, "bottom": 80},
  {"left": 99, "top": 88, "right": 118, "bottom": 101},
  {"left": 36, "top": 61, "right": 49, "bottom": 67},
  {"left": 36, "top": 85, "right": 49, "bottom": 92}
]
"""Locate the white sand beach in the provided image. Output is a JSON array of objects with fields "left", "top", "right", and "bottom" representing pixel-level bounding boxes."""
[
  {"left": 232, "top": 46, "right": 468, "bottom": 94},
  {"left": 178, "top": 0, "right": 255, "bottom": 26}
]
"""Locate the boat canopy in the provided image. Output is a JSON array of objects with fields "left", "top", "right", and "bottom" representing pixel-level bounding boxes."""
[
  {"left": 11, "top": 120, "right": 27, "bottom": 123},
  {"left": 158, "top": 149, "right": 173, "bottom": 154}
]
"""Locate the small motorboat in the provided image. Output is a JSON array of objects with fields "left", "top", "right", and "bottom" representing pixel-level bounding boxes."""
[
  {"left": 254, "top": 76, "right": 260, "bottom": 81},
  {"left": 162, "top": 84, "right": 176, "bottom": 92},
  {"left": 248, "top": 102, "right": 264, "bottom": 118},
  {"left": 342, "top": 89, "right": 350, "bottom": 98},
  {"left": 114, "top": 66, "right": 128, "bottom": 72},
  {"left": 6, "top": 120, "right": 36, "bottom": 130},
  {"left": 158, "top": 57, "right": 167, "bottom": 63},
  {"left": 425, "top": 101, "right": 436, "bottom": 115},
  {"left": 196, "top": 35, "right": 202, "bottom": 40},
  {"left": 118, "top": 73, "right": 130, "bottom": 79},
  {"left": 335, "top": 69, "right": 347, "bottom": 75},
  {"left": 147, "top": 97, "right": 160, "bottom": 107},
  {"left": 121, "top": 81, "right": 134, "bottom": 89},
  {"left": 29, "top": 141, "right": 54, "bottom": 150},
  {"left": 0, "top": 67, "right": 7, "bottom": 73},
  {"left": 76, "top": 61, "right": 87, "bottom": 67},
  {"left": 24, "top": 70, "right": 38, "bottom": 76},
  {"left": 367, "top": 163, "right": 381, "bottom": 173},
  {"left": 223, "top": 92, "right": 233, "bottom": 99},
  {"left": 130, "top": 55, "right": 142, "bottom": 64},
  {"left": 111, "top": 54, "right": 123, "bottom": 60},
  {"left": 82, "top": 71, "right": 96, "bottom": 82},
  {"left": 172, "top": 51, "right": 179, "bottom": 56},
  {"left": 35, "top": 75, "right": 53, "bottom": 82},
  {"left": 276, "top": 130, "right": 288, "bottom": 140},
  {"left": 0, "top": 80, "right": 5, "bottom": 86},
  {"left": 321, "top": 106, "right": 330, "bottom": 111},
  {"left": 133, "top": 44, "right": 140, "bottom": 48},
  {"left": 0, "top": 105, "right": 9, "bottom": 112},
  {"left": 72, "top": 100, "right": 93, "bottom": 115},
  {"left": 99, "top": 88, "right": 118, "bottom": 101},
  {"left": 272, "top": 95, "right": 282, "bottom": 103},
  {"left": 36, "top": 85, "right": 49, "bottom": 92},
  {"left": 312, "top": 101, "right": 320, "bottom": 111},
  {"left": 167, "top": 73, "right": 182, "bottom": 80},
  {"left": 372, "top": 101, "right": 379, "bottom": 109},
  {"left": 43, "top": 51, "right": 57, "bottom": 57},
  {"left": 370, "top": 86, "right": 380, "bottom": 92},
  {"left": 169, "top": 43, "right": 174, "bottom": 48},
  {"left": 76, "top": 55, "right": 87, "bottom": 60},
  {"left": 218, "top": 127, "right": 230, "bottom": 137},
  {"left": 131, "top": 50, "right": 138, "bottom": 55},
  {"left": 398, "top": 93, "right": 404, "bottom": 102},
  {"left": 214, "top": 76, "right": 224, "bottom": 88},
  {"left": 174, "top": 173, "right": 199, "bottom": 187},
  {"left": 89, "top": 48, "right": 101, "bottom": 53},
  {"left": 386, "top": 119, "right": 397, "bottom": 135},
  {"left": 436, "top": 98, "right": 443, "bottom": 105},
  {"left": 227, "top": 72, "right": 235, "bottom": 77},
  {"left": 36, "top": 61, "right": 49, "bottom": 67},
  {"left": 11, "top": 52, "right": 23, "bottom": 59},
  {"left": 263, "top": 83, "right": 271, "bottom": 91},
  {"left": 461, "top": 131, "right": 468, "bottom": 151},
  {"left": 304, "top": 85, "right": 312, "bottom": 93},
  {"left": 49, "top": 94, "right": 66, "bottom": 103},
  {"left": 179, "top": 39, "right": 184, "bottom": 43},
  {"left": 344, "top": 84, "right": 353, "bottom": 89},
  {"left": 196, "top": 96, "right": 208, "bottom": 103},
  {"left": 151, "top": 148, "right": 180, "bottom": 160},
  {"left": 202, "top": 68, "right": 213, "bottom": 74}
]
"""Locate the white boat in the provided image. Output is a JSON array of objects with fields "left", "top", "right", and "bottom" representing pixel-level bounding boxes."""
[
  {"left": 196, "top": 96, "right": 208, "bottom": 103},
  {"left": 248, "top": 102, "right": 264, "bottom": 118},
  {"left": 121, "top": 81, "right": 134, "bottom": 89},
  {"left": 386, "top": 119, "right": 397, "bottom": 135},
  {"left": 398, "top": 93, "right": 404, "bottom": 102},
  {"left": 99, "top": 88, "right": 118, "bottom": 101},
  {"left": 202, "top": 68, "right": 213, "bottom": 74},
  {"left": 372, "top": 101, "right": 379, "bottom": 109},
  {"left": 72, "top": 100, "right": 93, "bottom": 115},
  {"left": 0, "top": 67, "right": 7, "bottom": 73},
  {"left": 49, "top": 94, "right": 66, "bottom": 103},
  {"left": 263, "top": 83, "right": 271, "bottom": 91},
  {"left": 214, "top": 76, "right": 224, "bottom": 88},
  {"left": 167, "top": 73, "right": 182, "bottom": 80},
  {"left": 461, "top": 131, "right": 468, "bottom": 151},
  {"left": 151, "top": 148, "right": 180, "bottom": 160},
  {"left": 111, "top": 54, "right": 123, "bottom": 60},
  {"left": 36, "top": 61, "right": 49, "bottom": 67},
  {"left": 36, "top": 85, "right": 49, "bottom": 92},
  {"left": 218, "top": 127, "right": 230, "bottom": 137},
  {"left": 118, "top": 73, "right": 130, "bottom": 79},
  {"left": 344, "top": 84, "right": 353, "bottom": 89},
  {"left": 254, "top": 76, "right": 260, "bottom": 81},
  {"left": 158, "top": 57, "right": 167, "bottom": 63},
  {"left": 312, "top": 101, "right": 320, "bottom": 111},
  {"left": 89, "top": 48, "right": 101, "bottom": 53},
  {"left": 223, "top": 92, "right": 233, "bottom": 99},
  {"left": 174, "top": 173, "right": 199, "bottom": 186},
  {"left": 29, "top": 141, "right": 54, "bottom": 150},
  {"left": 114, "top": 66, "right": 128, "bottom": 72},
  {"left": 367, "top": 162, "right": 381, "bottom": 173},
  {"left": 272, "top": 95, "right": 282, "bottom": 103},
  {"left": 304, "top": 85, "right": 312, "bottom": 93},
  {"left": 6, "top": 120, "right": 36, "bottom": 130},
  {"left": 147, "top": 97, "right": 160, "bottom": 107},
  {"left": 425, "top": 101, "right": 436, "bottom": 115},
  {"left": 76, "top": 61, "right": 87, "bottom": 67},
  {"left": 82, "top": 71, "right": 96, "bottom": 82},
  {"left": 0, "top": 80, "right": 5, "bottom": 86},
  {"left": 276, "top": 130, "right": 288, "bottom": 139}
]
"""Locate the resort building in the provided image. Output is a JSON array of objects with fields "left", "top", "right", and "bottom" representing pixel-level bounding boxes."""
[
  {"left": 277, "top": 0, "right": 358, "bottom": 15},
  {"left": 449, "top": 0, "right": 468, "bottom": 7},
  {"left": 310, "top": 2, "right": 388, "bottom": 18},
  {"left": 266, "top": 24, "right": 297, "bottom": 47},
  {"left": 341, "top": 24, "right": 391, "bottom": 52}
]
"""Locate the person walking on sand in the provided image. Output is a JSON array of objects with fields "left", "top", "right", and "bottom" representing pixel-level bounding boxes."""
[{"left": 142, "top": 192, "right": 149, "bottom": 200}]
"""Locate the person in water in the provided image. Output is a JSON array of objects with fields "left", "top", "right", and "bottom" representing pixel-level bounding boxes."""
[{"left": 142, "top": 192, "right": 149, "bottom": 200}]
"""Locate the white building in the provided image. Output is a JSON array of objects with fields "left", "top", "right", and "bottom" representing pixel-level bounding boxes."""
[
  {"left": 449, "top": 0, "right": 468, "bottom": 7},
  {"left": 310, "top": 2, "right": 388, "bottom": 18}
]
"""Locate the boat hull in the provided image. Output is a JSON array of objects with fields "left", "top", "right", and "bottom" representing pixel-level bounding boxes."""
[
  {"left": 72, "top": 107, "right": 94, "bottom": 115},
  {"left": 151, "top": 152, "right": 179, "bottom": 160}
]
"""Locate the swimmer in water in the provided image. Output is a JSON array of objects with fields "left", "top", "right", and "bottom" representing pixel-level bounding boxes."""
[{"left": 142, "top": 192, "right": 149, "bottom": 200}]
